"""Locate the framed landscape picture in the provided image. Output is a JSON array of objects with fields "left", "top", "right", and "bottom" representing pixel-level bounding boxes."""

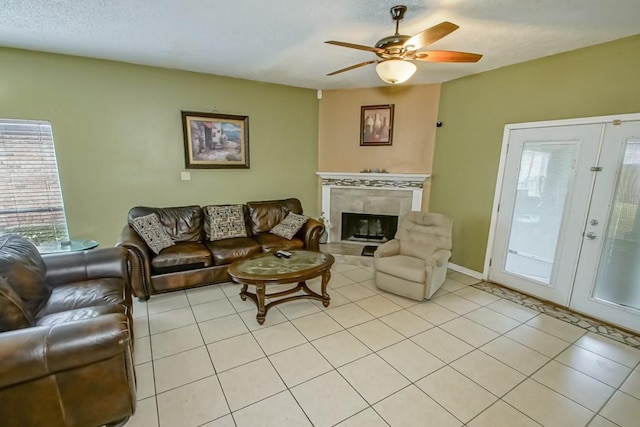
[
  {"left": 360, "top": 104, "right": 394, "bottom": 146},
  {"left": 181, "top": 111, "right": 250, "bottom": 169}
]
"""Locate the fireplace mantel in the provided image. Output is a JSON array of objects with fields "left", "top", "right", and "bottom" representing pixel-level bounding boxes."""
[
  {"left": 316, "top": 172, "right": 430, "bottom": 189},
  {"left": 317, "top": 172, "right": 431, "bottom": 243}
]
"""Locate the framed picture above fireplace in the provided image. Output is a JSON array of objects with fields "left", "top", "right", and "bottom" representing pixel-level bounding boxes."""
[{"left": 360, "top": 104, "right": 394, "bottom": 146}]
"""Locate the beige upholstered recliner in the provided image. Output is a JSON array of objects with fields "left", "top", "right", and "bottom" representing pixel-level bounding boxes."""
[{"left": 374, "top": 211, "right": 453, "bottom": 301}]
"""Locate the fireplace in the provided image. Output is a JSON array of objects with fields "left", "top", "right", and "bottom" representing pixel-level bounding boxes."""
[
  {"left": 317, "top": 172, "right": 430, "bottom": 243},
  {"left": 341, "top": 212, "right": 398, "bottom": 243}
]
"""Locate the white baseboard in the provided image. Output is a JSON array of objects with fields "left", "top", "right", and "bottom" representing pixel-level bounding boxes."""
[{"left": 448, "top": 263, "right": 483, "bottom": 280}]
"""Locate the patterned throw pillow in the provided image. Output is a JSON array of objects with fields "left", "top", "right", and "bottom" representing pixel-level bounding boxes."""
[
  {"left": 206, "top": 205, "right": 248, "bottom": 241},
  {"left": 129, "top": 213, "right": 174, "bottom": 254},
  {"left": 270, "top": 212, "right": 308, "bottom": 240}
]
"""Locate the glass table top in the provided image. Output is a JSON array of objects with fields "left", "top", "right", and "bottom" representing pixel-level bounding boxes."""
[
  {"left": 37, "top": 239, "right": 99, "bottom": 254},
  {"left": 233, "top": 250, "right": 332, "bottom": 277}
]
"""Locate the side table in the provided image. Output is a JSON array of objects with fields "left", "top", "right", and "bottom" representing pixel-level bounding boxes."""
[{"left": 37, "top": 239, "right": 99, "bottom": 254}]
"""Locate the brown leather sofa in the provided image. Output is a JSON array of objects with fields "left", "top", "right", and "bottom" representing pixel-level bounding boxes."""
[
  {"left": 0, "top": 235, "right": 135, "bottom": 427},
  {"left": 117, "top": 198, "right": 324, "bottom": 300}
]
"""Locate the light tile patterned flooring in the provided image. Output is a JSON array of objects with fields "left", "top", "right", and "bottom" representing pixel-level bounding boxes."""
[{"left": 125, "top": 263, "right": 640, "bottom": 427}]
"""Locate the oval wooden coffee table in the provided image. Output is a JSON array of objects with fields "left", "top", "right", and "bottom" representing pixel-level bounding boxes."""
[{"left": 228, "top": 250, "right": 334, "bottom": 324}]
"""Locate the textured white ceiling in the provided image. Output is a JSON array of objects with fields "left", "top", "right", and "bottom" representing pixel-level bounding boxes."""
[{"left": 2, "top": 0, "right": 639, "bottom": 89}]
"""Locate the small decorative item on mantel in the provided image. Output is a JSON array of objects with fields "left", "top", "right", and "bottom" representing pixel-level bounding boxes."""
[{"left": 360, "top": 169, "right": 388, "bottom": 173}]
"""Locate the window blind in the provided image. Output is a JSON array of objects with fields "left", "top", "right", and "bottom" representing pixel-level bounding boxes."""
[{"left": 0, "top": 119, "right": 69, "bottom": 244}]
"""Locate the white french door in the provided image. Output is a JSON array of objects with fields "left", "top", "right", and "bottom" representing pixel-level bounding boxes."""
[
  {"left": 571, "top": 121, "right": 640, "bottom": 330},
  {"left": 488, "top": 116, "right": 640, "bottom": 332},
  {"left": 489, "top": 124, "right": 602, "bottom": 305}
]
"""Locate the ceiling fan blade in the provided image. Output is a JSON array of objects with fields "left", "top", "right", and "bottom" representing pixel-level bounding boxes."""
[
  {"left": 326, "top": 60, "right": 378, "bottom": 76},
  {"left": 403, "top": 21, "right": 459, "bottom": 50},
  {"left": 414, "top": 50, "right": 482, "bottom": 63},
  {"left": 325, "top": 40, "right": 383, "bottom": 54}
]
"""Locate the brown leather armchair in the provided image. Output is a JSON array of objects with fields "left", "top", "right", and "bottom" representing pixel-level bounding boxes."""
[{"left": 0, "top": 235, "right": 136, "bottom": 427}]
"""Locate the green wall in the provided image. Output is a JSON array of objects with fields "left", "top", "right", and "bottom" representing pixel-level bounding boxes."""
[
  {"left": 431, "top": 34, "right": 640, "bottom": 272},
  {"left": 0, "top": 48, "right": 319, "bottom": 245}
]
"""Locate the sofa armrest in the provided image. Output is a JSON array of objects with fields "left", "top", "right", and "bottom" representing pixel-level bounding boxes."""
[
  {"left": 116, "top": 225, "right": 153, "bottom": 299},
  {"left": 426, "top": 249, "right": 452, "bottom": 267},
  {"left": 0, "top": 313, "right": 130, "bottom": 389},
  {"left": 298, "top": 218, "right": 324, "bottom": 251},
  {"left": 43, "top": 246, "right": 129, "bottom": 288},
  {"left": 374, "top": 239, "right": 400, "bottom": 258}
]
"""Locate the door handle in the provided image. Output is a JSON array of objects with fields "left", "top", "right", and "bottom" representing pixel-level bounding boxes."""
[{"left": 585, "top": 232, "right": 596, "bottom": 240}]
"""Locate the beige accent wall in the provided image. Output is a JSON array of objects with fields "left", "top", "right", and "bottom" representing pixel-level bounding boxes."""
[
  {"left": 0, "top": 47, "right": 319, "bottom": 246},
  {"left": 431, "top": 34, "right": 640, "bottom": 272},
  {"left": 318, "top": 85, "right": 441, "bottom": 210}
]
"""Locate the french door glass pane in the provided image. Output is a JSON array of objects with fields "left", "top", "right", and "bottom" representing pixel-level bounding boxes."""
[
  {"left": 505, "top": 142, "right": 577, "bottom": 284},
  {"left": 593, "top": 139, "right": 640, "bottom": 310}
]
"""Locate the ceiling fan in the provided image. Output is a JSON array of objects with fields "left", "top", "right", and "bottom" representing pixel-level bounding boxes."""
[{"left": 325, "top": 5, "right": 482, "bottom": 84}]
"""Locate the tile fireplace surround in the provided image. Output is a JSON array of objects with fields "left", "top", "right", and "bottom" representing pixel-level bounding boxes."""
[{"left": 317, "top": 172, "right": 430, "bottom": 244}]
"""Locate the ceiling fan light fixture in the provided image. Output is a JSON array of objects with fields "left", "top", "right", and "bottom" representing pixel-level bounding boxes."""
[{"left": 375, "top": 59, "right": 416, "bottom": 84}]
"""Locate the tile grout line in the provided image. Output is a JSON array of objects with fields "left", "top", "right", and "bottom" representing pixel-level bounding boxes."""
[
  {"left": 139, "top": 274, "right": 434, "bottom": 424},
  {"left": 241, "top": 269, "right": 421, "bottom": 425},
  {"left": 134, "top": 295, "right": 161, "bottom": 427},
  {"left": 591, "top": 361, "right": 640, "bottom": 426},
  {"left": 320, "top": 274, "right": 533, "bottom": 426},
  {"left": 224, "top": 280, "right": 345, "bottom": 423},
  {"left": 188, "top": 291, "right": 237, "bottom": 425},
  {"left": 439, "top": 297, "right": 639, "bottom": 425},
  {"left": 463, "top": 399, "right": 542, "bottom": 427},
  {"left": 374, "top": 284, "right": 633, "bottom": 425},
  {"left": 313, "top": 275, "right": 527, "bottom": 425},
  {"left": 142, "top": 309, "right": 627, "bottom": 427},
  {"left": 230, "top": 282, "right": 526, "bottom": 424},
  {"left": 441, "top": 308, "right": 636, "bottom": 423}
]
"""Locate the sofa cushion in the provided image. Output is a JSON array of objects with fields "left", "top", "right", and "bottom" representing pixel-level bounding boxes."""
[
  {"left": 0, "top": 277, "right": 32, "bottom": 332},
  {"left": 130, "top": 213, "right": 174, "bottom": 254},
  {"left": 252, "top": 233, "right": 304, "bottom": 253},
  {"left": 129, "top": 205, "right": 204, "bottom": 242},
  {"left": 205, "top": 237, "right": 262, "bottom": 265},
  {"left": 204, "top": 204, "right": 248, "bottom": 241},
  {"left": 151, "top": 242, "right": 213, "bottom": 274},
  {"left": 270, "top": 212, "right": 308, "bottom": 240},
  {"left": 375, "top": 254, "right": 426, "bottom": 283},
  {"left": 35, "top": 278, "right": 126, "bottom": 319},
  {"left": 35, "top": 304, "right": 127, "bottom": 327},
  {"left": 0, "top": 234, "right": 49, "bottom": 314},
  {"left": 246, "top": 198, "right": 303, "bottom": 234}
]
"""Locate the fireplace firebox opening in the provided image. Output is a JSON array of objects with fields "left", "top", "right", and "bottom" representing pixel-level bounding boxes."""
[{"left": 341, "top": 212, "right": 398, "bottom": 243}]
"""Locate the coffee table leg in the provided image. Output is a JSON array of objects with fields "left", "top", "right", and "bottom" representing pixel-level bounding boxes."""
[
  {"left": 321, "top": 269, "right": 331, "bottom": 307},
  {"left": 240, "top": 284, "right": 248, "bottom": 301},
  {"left": 256, "top": 283, "right": 266, "bottom": 325}
]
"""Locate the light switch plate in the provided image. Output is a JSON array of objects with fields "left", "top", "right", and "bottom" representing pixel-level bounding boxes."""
[{"left": 180, "top": 171, "right": 191, "bottom": 181}]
